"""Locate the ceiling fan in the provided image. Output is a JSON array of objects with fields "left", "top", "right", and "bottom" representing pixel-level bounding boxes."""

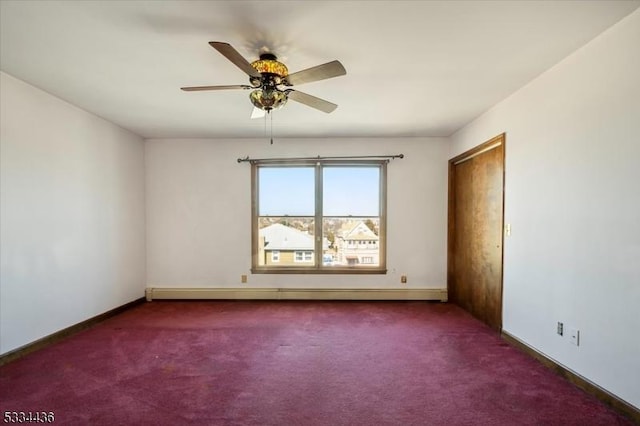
[{"left": 181, "top": 42, "right": 346, "bottom": 118}]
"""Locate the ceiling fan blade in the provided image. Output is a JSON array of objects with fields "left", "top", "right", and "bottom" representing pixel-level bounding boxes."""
[
  {"left": 251, "top": 107, "right": 266, "bottom": 119},
  {"left": 287, "top": 90, "right": 338, "bottom": 113},
  {"left": 209, "top": 42, "right": 261, "bottom": 79},
  {"left": 181, "top": 85, "right": 252, "bottom": 91},
  {"left": 285, "top": 60, "right": 346, "bottom": 86}
]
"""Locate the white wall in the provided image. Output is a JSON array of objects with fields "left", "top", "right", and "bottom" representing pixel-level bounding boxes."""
[
  {"left": 0, "top": 72, "right": 146, "bottom": 355},
  {"left": 145, "top": 137, "right": 448, "bottom": 289},
  {"left": 450, "top": 10, "right": 640, "bottom": 408}
]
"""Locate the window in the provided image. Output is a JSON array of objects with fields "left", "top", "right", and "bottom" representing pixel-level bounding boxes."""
[
  {"left": 252, "top": 161, "right": 386, "bottom": 273},
  {"left": 294, "top": 251, "right": 313, "bottom": 263}
]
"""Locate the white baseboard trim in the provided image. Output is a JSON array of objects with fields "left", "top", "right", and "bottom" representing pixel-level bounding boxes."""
[{"left": 145, "top": 287, "right": 448, "bottom": 302}]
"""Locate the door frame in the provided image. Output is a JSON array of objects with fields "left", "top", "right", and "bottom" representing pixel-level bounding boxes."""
[{"left": 447, "top": 133, "right": 506, "bottom": 329}]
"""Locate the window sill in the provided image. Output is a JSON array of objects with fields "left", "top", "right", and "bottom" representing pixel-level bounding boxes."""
[{"left": 251, "top": 267, "right": 387, "bottom": 275}]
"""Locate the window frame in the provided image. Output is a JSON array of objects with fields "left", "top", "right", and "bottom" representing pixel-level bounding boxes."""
[{"left": 251, "top": 160, "right": 387, "bottom": 274}]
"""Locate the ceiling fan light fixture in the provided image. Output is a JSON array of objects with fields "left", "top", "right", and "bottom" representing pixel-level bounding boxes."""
[
  {"left": 250, "top": 89, "right": 288, "bottom": 111},
  {"left": 250, "top": 53, "right": 288, "bottom": 77}
]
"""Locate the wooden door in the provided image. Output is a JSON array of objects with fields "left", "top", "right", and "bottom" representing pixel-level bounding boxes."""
[{"left": 448, "top": 134, "right": 505, "bottom": 330}]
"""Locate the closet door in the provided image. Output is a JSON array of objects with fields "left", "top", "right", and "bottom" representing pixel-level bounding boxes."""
[{"left": 448, "top": 134, "right": 505, "bottom": 330}]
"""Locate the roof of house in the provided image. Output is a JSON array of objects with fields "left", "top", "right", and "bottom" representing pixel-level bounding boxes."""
[
  {"left": 260, "top": 223, "right": 314, "bottom": 251},
  {"left": 260, "top": 223, "right": 331, "bottom": 250},
  {"left": 346, "top": 232, "right": 378, "bottom": 241},
  {"left": 339, "top": 221, "right": 379, "bottom": 241}
]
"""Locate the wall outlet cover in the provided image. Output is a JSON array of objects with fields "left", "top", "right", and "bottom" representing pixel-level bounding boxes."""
[{"left": 569, "top": 328, "right": 580, "bottom": 346}]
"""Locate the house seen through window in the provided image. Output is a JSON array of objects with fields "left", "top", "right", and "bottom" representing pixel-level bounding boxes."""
[{"left": 252, "top": 161, "right": 386, "bottom": 273}]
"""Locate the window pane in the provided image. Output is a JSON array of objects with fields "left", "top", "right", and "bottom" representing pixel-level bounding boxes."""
[
  {"left": 259, "top": 167, "right": 314, "bottom": 216},
  {"left": 323, "top": 167, "right": 379, "bottom": 216},
  {"left": 257, "top": 217, "right": 316, "bottom": 266},
  {"left": 323, "top": 218, "right": 380, "bottom": 267}
]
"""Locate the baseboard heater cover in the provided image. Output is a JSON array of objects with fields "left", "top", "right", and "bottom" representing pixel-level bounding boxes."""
[{"left": 145, "top": 288, "right": 447, "bottom": 302}]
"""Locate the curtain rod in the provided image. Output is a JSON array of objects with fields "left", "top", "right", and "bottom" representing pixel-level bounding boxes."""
[{"left": 237, "top": 154, "right": 404, "bottom": 164}]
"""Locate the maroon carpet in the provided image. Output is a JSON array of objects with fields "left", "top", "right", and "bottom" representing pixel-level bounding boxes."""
[{"left": 0, "top": 301, "right": 632, "bottom": 425}]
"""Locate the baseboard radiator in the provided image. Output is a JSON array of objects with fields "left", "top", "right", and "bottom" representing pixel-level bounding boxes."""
[{"left": 145, "top": 288, "right": 448, "bottom": 302}]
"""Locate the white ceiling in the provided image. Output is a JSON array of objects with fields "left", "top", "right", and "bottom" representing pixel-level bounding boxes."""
[{"left": 1, "top": 1, "right": 638, "bottom": 139}]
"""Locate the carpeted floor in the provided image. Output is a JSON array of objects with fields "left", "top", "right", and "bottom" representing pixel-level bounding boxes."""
[{"left": 0, "top": 301, "right": 633, "bottom": 425}]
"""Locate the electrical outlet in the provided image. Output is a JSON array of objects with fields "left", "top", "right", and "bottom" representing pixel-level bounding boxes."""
[
  {"left": 241, "top": 275, "right": 247, "bottom": 284},
  {"left": 569, "top": 328, "right": 580, "bottom": 346},
  {"left": 400, "top": 275, "right": 407, "bottom": 284},
  {"left": 557, "top": 322, "right": 564, "bottom": 336}
]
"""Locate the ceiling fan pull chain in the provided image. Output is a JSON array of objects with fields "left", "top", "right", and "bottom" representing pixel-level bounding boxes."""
[{"left": 270, "top": 112, "right": 274, "bottom": 145}]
